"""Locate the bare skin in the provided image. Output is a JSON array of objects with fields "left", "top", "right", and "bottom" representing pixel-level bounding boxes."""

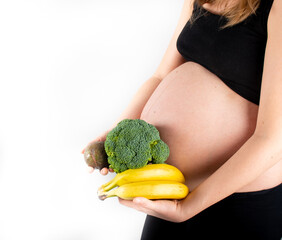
[{"left": 140, "top": 61, "right": 282, "bottom": 192}]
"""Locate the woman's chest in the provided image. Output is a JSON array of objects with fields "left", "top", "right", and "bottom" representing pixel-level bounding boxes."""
[{"left": 176, "top": 12, "right": 267, "bottom": 83}]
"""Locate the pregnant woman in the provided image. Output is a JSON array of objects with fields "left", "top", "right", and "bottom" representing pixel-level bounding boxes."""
[{"left": 85, "top": 0, "right": 282, "bottom": 239}]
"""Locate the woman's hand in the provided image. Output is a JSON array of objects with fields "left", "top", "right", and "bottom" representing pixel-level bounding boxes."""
[
  {"left": 118, "top": 197, "right": 186, "bottom": 223},
  {"left": 82, "top": 130, "right": 114, "bottom": 175}
]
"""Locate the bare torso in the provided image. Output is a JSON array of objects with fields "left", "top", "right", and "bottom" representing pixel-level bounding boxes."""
[{"left": 140, "top": 62, "right": 282, "bottom": 192}]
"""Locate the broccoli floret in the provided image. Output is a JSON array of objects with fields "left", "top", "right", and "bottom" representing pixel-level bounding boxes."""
[
  {"left": 151, "top": 139, "right": 170, "bottom": 164},
  {"left": 104, "top": 119, "right": 170, "bottom": 173}
]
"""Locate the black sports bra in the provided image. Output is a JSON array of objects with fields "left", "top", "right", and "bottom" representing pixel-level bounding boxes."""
[{"left": 176, "top": 0, "right": 274, "bottom": 105}]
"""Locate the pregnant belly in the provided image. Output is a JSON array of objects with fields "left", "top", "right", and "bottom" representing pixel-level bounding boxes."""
[{"left": 140, "top": 62, "right": 259, "bottom": 191}]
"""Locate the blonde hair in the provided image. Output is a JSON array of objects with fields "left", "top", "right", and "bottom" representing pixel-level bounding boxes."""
[{"left": 192, "top": 0, "right": 261, "bottom": 28}]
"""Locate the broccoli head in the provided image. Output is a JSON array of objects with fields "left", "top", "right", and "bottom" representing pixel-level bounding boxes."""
[{"left": 104, "top": 119, "right": 170, "bottom": 173}]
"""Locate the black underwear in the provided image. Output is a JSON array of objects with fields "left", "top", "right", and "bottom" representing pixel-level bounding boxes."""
[
  {"left": 141, "top": 183, "right": 282, "bottom": 240},
  {"left": 176, "top": 0, "right": 274, "bottom": 105}
]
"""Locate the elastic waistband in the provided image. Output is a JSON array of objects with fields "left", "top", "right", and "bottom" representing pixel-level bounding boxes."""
[{"left": 229, "top": 183, "right": 282, "bottom": 199}]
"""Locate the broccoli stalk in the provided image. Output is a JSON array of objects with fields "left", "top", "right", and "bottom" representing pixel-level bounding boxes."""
[{"left": 104, "top": 119, "right": 170, "bottom": 173}]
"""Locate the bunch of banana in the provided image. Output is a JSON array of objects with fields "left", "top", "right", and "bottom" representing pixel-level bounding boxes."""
[{"left": 97, "top": 164, "right": 189, "bottom": 200}]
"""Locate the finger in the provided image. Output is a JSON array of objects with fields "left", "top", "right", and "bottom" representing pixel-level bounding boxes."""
[
  {"left": 118, "top": 197, "right": 156, "bottom": 216},
  {"left": 118, "top": 197, "right": 153, "bottom": 209},
  {"left": 133, "top": 197, "right": 156, "bottom": 212},
  {"left": 100, "top": 168, "right": 108, "bottom": 175},
  {"left": 118, "top": 198, "right": 141, "bottom": 210},
  {"left": 87, "top": 166, "right": 95, "bottom": 173}
]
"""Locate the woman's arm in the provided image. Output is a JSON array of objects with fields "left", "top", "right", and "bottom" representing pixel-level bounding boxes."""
[
  {"left": 182, "top": 135, "right": 282, "bottom": 221},
  {"left": 110, "top": 75, "right": 162, "bottom": 128},
  {"left": 110, "top": 0, "right": 193, "bottom": 128},
  {"left": 119, "top": 0, "right": 282, "bottom": 222}
]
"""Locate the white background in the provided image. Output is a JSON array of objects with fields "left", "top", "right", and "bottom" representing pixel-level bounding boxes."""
[{"left": 0, "top": 0, "right": 184, "bottom": 239}]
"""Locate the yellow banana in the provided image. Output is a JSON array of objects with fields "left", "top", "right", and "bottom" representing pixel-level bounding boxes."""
[
  {"left": 98, "top": 181, "right": 189, "bottom": 200},
  {"left": 99, "top": 164, "right": 185, "bottom": 192}
]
